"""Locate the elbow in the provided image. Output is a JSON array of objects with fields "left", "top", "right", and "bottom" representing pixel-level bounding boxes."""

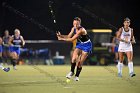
[{"left": 70, "top": 38, "right": 76, "bottom": 42}]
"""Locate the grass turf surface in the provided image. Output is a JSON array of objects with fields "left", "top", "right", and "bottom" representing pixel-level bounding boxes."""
[{"left": 0, "top": 65, "right": 140, "bottom": 93}]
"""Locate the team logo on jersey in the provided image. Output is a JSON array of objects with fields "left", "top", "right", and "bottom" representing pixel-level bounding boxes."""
[{"left": 123, "top": 34, "right": 130, "bottom": 36}]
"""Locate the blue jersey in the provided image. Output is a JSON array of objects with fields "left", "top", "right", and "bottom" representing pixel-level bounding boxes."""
[
  {"left": 3, "top": 36, "right": 10, "bottom": 45},
  {"left": 12, "top": 35, "right": 22, "bottom": 46},
  {"left": 114, "top": 37, "right": 119, "bottom": 53},
  {"left": 3, "top": 36, "right": 11, "bottom": 51},
  {"left": 73, "top": 27, "right": 92, "bottom": 53},
  {"left": 10, "top": 35, "right": 22, "bottom": 55}
]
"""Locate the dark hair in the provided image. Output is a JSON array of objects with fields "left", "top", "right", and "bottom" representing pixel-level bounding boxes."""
[
  {"left": 74, "top": 17, "right": 81, "bottom": 24},
  {"left": 124, "top": 17, "right": 130, "bottom": 22}
]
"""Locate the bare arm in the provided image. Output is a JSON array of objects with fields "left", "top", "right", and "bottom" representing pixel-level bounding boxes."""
[
  {"left": 58, "top": 28, "right": 82, "bottom": 42},
  {"left": 116, "top": 28, "right": 122, "bottom": 41},
  {"left": 112, "top": 37, "right": 115, "bottom": 44},
  {"left": 67, "top": 27, "right": 75, "bottom": 38},
  {"left": 57, "top": 32, "right": 68, "bottom": 38},
  {"left": 20, "top": 36, "right": 25, "bottom": 46},
  {"left": 2, "top": 37, "right": 5, "bottom": 45},
  {"left": 111, "top": 37, "right": 116, "bottom": 46},
  {"left": 57, "top": 27, "right": 74, "bottom": 38},
  {"left": 0, "top": 37, "right": 3, "bottom": 45},
  {"left": 131, "top": 29, "right": 136, "bottom": 44},
  {"left": 8, "top": 36, "right": 14, "bottom": 45}
]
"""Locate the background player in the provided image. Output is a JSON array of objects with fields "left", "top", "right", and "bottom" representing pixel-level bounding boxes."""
[
  {"left": 2, "top": 30, "right": 11, "bottom": 64},
  {"left": 57, "top": 17, "right": 92, "bottom": 81},
  {"left": 117, "top": 17, "right": 136, "bottom": 77},
  {"left": 0, "top": 37, "right": 10, "bottom": 72},
  {"left": 112, "top": 31, "right": 119, "bottom": 63}
]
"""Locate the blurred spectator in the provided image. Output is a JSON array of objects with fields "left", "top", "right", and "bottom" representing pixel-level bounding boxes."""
[{"left": 112, "top": 32, "right": 119, "bottom": 63}]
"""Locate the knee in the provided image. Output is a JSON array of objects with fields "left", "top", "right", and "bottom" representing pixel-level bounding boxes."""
[
  {"left": 10, "top": 52, "right": 18, "bottom": 59},
  {"left": 77, "top": 62, "right": 82, "bottom": 68},
  {"left": 119, "top": 58, "right": 123, "bottom": 63},
  {"left": 71, "top": 57, "right": 77, "bottom": 63}
]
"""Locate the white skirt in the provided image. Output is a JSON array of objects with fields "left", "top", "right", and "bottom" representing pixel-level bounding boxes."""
[{"left": 118, "top": 42, "right": 133, "bottom": 52}]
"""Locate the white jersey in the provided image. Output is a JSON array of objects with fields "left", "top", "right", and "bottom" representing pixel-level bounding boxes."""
[{"left": 118, "top": 27, "right": 133, "bottom": 52}]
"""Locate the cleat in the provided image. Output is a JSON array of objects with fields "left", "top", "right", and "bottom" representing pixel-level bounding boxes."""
[
  {"left": 66, "top": 71, "right": 74, "bottom": 79},
  {"left": 74, "top": 76, "right": 79, "bottom": 81},
  {"left": 130, "top": 72, "right": 136, "bottom": 77},
  {"left": 3, "top": 67, "right": 10, "bottom": 72}
]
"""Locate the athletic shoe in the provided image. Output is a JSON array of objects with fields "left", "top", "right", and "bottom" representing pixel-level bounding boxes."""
[
  {"left": 3, "top": 67, "right": 10, "bottom": 72},
  {"left": 129, "top": 72, "right": 136, "bottom": 77},
  {"left": 74, "top": 76, "right": 79, "bottom": 81},
  {"left": 66, "top": 71, "right": 74, "bottom": 79},
  {"left": 13, "top": 66, "right": 17, "bottom": 70}
]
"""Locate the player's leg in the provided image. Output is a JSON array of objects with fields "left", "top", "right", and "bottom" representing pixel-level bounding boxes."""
[
  {"left": 7, "top": 50, "right": 11, "bottom": 64},
  {"left": 0, "top": 52, "right": 4, "bottom": 69},
  {"left": 10, "top": 47, "right": 21, "bottom": 70},
  {"left": 66, "top": 48, "right": 81, "bottom": 79},
  {"left": 117, "top": 52, "right": 124, "bottom": 77},
  {"left": 2, "top": 49, "right": 10, "bottom": 64},
  {"left": 0, "top": 52, "right": 10, "bottom": 72},
  {"left": 10, "top": 52, "right": 18, "bottom": 70},
  {"left": 126, "top": 51, "right": 136, "bottom": 77},
  {"left": 74, "top": 51, "right": 88, "bottom": 81},
  {"left": 114, "top": 46, "right": 119, "bottom": 63},
  {"left": 115, "top": 52, "right": 119, "bottom": 63}
]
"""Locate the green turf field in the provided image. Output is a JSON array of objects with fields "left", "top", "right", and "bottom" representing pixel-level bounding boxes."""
[{"left": 0, "top": 65, "right": 140, "bottom": 93}]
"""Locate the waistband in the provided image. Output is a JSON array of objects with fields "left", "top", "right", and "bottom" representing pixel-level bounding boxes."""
[{"left": 80, "top": 39, "right": 91, "bottom": 43}]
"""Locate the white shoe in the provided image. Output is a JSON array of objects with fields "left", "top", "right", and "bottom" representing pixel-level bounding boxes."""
[
  {"left": 129, "top": 72, "right": 136, "bottom": 77},
  {"left": 13, "top": 66, "right": 17, "bottom": 70},
  {"left": 74, "top": 76, "right": 79, "bottom": 81},
  {"left": 66, "top": 71, "right": 74, "bottom": 79}
]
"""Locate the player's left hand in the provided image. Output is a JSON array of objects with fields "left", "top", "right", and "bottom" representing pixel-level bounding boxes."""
[
  {"left": 56, "top": 31, "right": 61, "bottom": 36},
  {"left": 130, "top": 41, "right": 136, "bottom": 44}
]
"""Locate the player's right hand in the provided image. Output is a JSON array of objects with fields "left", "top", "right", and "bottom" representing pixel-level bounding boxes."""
[{"left": 56, "top": 31, "right": 60, "bottom": 36}]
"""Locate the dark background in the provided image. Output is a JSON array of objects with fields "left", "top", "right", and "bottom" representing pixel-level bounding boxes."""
[{"left": 0, "top": 0, "right": 139, "bottom": 40}]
